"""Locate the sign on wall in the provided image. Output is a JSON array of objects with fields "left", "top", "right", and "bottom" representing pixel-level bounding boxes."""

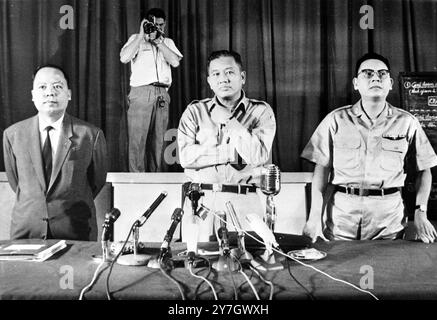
[{"left": 399, "top": 72, "right": 437, "bottom": 219}]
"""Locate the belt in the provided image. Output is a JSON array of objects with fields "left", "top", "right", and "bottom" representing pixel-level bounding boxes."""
[
  {"left": 149, "top": 82, "right": 169, "bottom": 88},
  {"left": 335, "top": 185, "right": 400, "bottom": 196},
  {"left": 200, "top": 183, "right": 257, "bottom": 194}
]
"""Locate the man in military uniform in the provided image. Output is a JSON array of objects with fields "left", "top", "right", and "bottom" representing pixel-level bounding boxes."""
[
  {"left": 178, "top": 50, "right": 276, "bottom": 242},
  {"left": 301, "top": 52, "right": 437, "bottom": 243}
]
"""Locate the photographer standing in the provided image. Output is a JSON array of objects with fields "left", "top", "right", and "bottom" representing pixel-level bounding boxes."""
[{"left": 120, "top": 8, "right": 182, "bottom": 172}]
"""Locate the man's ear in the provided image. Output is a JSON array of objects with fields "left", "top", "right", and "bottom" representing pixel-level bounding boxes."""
[
  {"left": 352, "top": 77, "right": 358, "bottom": 90},
  {"left": 241, "top": 71, "right": 246, "bottom": 85},
  {"left": 207, "top": 75, "right": 213, "bottom": 90},
  {"left": 389, "top": 78, "right": 393, "bottom": 90},
  {"left": 68, "top": 89, "right": 72, "bottom": 100}
]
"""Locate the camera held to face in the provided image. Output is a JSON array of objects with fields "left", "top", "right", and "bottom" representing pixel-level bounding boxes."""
[{"left": 143, "top": 16, "right": 163, "bottom": 38}]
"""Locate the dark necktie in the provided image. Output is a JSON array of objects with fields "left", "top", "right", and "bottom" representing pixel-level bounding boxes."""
[{"left": 42, "top": 126, "right": 53, "bottom": 186}]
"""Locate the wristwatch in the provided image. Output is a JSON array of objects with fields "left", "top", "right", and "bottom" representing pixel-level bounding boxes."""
[{"left": 415, "top": 204, "right": 428, "bottom": 212}]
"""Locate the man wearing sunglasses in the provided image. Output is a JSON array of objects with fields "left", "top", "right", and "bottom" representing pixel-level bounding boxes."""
[{"left": 301, "top": 52, "right": 437, "bottom": 243}]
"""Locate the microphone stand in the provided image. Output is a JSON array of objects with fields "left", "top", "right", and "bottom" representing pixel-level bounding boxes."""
[
  {"left": 92, "top": 209, "right": 120, "bottom": 263},
  {"left": 117, "top": 192, "right": 168, "bottom": 266},
  {"left": 212, "top": 211, "right": 238, "bottom": 272},
  {"left": 184, "top": 184, "right": 206, "bottom": 255},
  {"left": 225, "top": 201, "right": 253, "bottom": 263},
  {"left": 117, "top": 222, "right": 151, "bottom": 266},
  {"left": 264, "top": 195, "right": 276, "bottom": 231},
  {"left": 148, "top": 208, "right": 184, "bottom": 270},
  {"left": 258, "top": 165, "right": 283, "bottom": 269}
]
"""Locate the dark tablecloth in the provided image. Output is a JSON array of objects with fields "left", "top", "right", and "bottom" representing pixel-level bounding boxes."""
[{"left": 0, "top": 239, "right": 436, "bottom": 300}]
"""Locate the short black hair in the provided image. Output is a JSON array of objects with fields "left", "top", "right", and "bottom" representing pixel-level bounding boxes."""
[
  {"left": 355, "top": 52, "right": 391, "bottom": 75},
  {"left": 32, "top": 64, "right": 70, "bottom": 88},
  {"left": 207, "top": 50, "right": 243, "bottom": 74},
  {"left": 144, "top": 8, "right": 166, "bottom": 21}
]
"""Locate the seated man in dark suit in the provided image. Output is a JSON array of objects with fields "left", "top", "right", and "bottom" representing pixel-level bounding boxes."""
[{"left": 3, "top": 64, "right": 108, "bottom": 240}]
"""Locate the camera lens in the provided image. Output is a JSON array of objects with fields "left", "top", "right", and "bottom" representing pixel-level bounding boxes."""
[{"left": 143, "top": 21, "right": 157, "bottom": 34}]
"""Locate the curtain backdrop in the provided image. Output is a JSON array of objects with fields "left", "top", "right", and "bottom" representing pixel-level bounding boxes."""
[{"left": 1, "top": 0, "right": 436, "bottom": 173}]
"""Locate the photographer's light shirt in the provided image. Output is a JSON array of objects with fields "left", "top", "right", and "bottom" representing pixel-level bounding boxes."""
[{"left": 122, "top": 34, "right": 182, "bottom": 87}]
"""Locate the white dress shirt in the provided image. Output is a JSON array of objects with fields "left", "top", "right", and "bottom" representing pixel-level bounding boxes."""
[{"left": 38, "top": 114, "right": 65, "bottom": 158}]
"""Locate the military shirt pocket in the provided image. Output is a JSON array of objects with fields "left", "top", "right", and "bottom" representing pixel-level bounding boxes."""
[
  {"left": 380, "top": 138, "right": 408, "bottom": 171},
  {"left": 333, "top": 137, "right": 361, "bottom": 169}
]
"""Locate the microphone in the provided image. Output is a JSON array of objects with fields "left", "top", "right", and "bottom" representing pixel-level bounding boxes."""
[
  {"left": 260, "top": 164, "right": 281, "bottom": 196},
  {"left": 148, "top": 208, "right": 184, "bottom": 269},
  {"left": 260, "top": 164, "right": 280, "bottom": 231},
  {"left": 185, "top": 183, "right": 204, "bottom": 216},
  {"left": 245, "top": 213, "right": 280, "bottom": 249},
  {"left": 212, "top": 211, "right": 238, "bottom": 272},
  {"left": 102, "top": 208, "right": 121, "bottom": 241},
  {"left": 159, "top": 208, "right": 184, "bottom": 260},
  {"left": 94, "top": 208, "right": 121, "bottom": 262},
  {"left": 246, "top": 213, "right": 284, "bottom": 270},
  {"left": 225, "top": 202, "right": 252, "bottom": 262},
  {"left": 116, "top": 192, "right": 167, "bottom": 267},
  {"left": 217, "top": 211, "right": 230, "bottom": 254},
  {"left": 105, "top": 208, "right": 121, "bottom": 222},
  {"left": 136, "top": 191, "right": 168, "bottom": 227},
  {"left": 185, "top": 204, "right": 211, "bottom": 256}
]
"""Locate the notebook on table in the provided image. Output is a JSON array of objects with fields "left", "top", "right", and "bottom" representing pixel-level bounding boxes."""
[{"left": 0, "top": 239, "right": 67, "bottom": 262}]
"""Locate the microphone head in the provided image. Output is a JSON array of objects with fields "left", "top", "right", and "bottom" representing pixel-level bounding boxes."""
[
  {"left": 260, "top": 164, "right": 281, "bottom": 196},
  {"left": 187, "top": 183, "right": 204, "bottom": 201},
  {"left": 196, "top": 204, "right": 211, "bottom": 221},
  {"left": 245, "top": 213, "right": 279, "bottom": 247},
  {"left": 171, "top": 208, "right": 184, "bottom": 222},
  {"left": 105, "top": 208, "right": 121, "bottom": 223},
  {"left": 225, "top": 201, "right": 243, "bottom": 232}
]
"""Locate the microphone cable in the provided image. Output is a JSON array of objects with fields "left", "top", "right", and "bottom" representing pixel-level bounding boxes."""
[
  {"left": 247, "top": 264, "right": 275, "bottom": 300},
  {"left": 78, "top": 260, "right": 109, "bottom": 300},
  {"left": 158, "top": 261, "right": 186, "bottom": 300},
  {"left": 239, "top": 270, "right": 260, "bottom": 300},
  {"left": 272, "top": 246, "right": 378, "bottom": 300},
  {"left": 211, "top": 210, "right": 379, "bottom": 300},
  {"left": 285, "top": 259, "right": 315, "bottom": 300},
  {"left": 105, "top": 222, "right": 136, "bottom": 300},
  {"left": 192, "top": 256, "right": 215, "bottom": 299},
  {"left": 226, "top": 256, "right": 239, "bottom": 300},
  {"left": 232, "top": 254, "right": 260, "bottom": 300},
  {"left": 224, "top": 203, "right": 274, "bottom": 300},
  {"left": 187, "top": 262, "right": 218, "bottom": 300}
]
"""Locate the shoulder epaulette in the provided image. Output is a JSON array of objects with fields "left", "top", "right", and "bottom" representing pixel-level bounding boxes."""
[
  {"left": 249, "top": 98, "right": 268, "bottom": 105},
  {"left": 188, "top": 98, "right": 211, "bottom": 106}
]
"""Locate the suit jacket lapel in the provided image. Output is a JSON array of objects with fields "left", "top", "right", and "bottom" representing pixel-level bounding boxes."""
[
  {"left": 48, "top": 113, "right": 72, "bottom": 192},
  {"left": 28, "top": 116, "right": 47, "bottom": 190}
]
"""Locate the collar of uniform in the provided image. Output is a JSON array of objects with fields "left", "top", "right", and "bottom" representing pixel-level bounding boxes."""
[
  {"left": 348, "top": 100, "right": 394, "bottom": 118},
  {"left": 208, "top": 90, "right": 250, "bottom": 113}
]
